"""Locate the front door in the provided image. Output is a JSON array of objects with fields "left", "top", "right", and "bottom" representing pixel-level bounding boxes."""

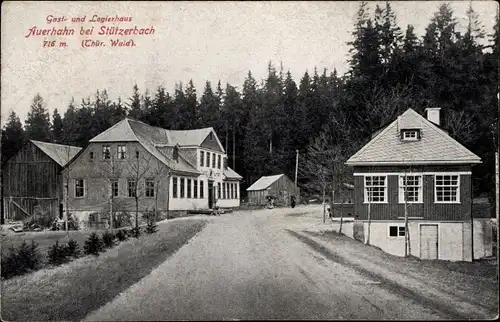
[
  {"left": 208, "top": 181, "right": 214, "bottom": 209},
  {"left": 420, "top": 224, "right": 438, "bottom": 260}
]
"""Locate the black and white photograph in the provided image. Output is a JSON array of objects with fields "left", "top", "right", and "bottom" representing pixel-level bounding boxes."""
[{"left": 1, "top": 1, "right": 499, "bottom": 320}]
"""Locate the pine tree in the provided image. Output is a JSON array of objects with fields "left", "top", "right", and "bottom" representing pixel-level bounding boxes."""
[
  {"left": 1, "top": 111, "right": 25, "bottom": 164},
  {"left": 51, "top": 109, "right": 64, "bottom": 143},
  {"left": 25, "top": 94, "right": 53, "bottom": 142},
  {"left": 61, "top": 98, "right": 79, "bottom": 146},
  {"left": 198, "top": 81, "right": 221, "bottom": 128},
  {"left": 184, "top": 79, "right": 198, "bottom": 129},
  {"left": 127, "top": 84, "right": 142, "bottom": 120}
]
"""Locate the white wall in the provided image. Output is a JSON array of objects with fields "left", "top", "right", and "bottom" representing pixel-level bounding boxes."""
[{"left": 360, "top": 220, "right": 494, "bottom": 262}]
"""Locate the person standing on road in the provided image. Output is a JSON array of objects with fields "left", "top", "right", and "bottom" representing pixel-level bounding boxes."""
[{"left": 291, "top": 195, "right": 296, "bottom": 208}]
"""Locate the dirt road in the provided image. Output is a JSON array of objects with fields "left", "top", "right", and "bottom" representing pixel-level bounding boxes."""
[{"left": 85, "top": 205, "right": 498, "bottom": 320}]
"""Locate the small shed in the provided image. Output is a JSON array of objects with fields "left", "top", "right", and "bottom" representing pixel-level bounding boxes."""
[
  {"left": 2, "top": 140, "right": 81, "bottom": 223},
  {"left": 246, "top": 174, "right": 300, "bottom": 206}
]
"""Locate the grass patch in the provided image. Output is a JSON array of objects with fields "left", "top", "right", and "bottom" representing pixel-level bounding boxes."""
[
  {"left": 1, "top": 230, "right": 93, "bottom": 265},
  {"left": 1, "top": 219, "right": 207, "bottom": 321}
]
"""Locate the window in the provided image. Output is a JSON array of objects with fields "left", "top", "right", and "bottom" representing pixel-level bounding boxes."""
[
  {"left": 401, "top": 129, "right": 420, "bottom": 141},
  {"left": 209, "top": 132, "right": 213, "bottom": 141},
  {"left": 218, "top": 155, "right": 221, "bottom": 169},
  {"left": 111, "top": 180, "right": 118, "bottom": 197},
  {"left": 223, "top": 182, "right": 226, "bottom": 199},
  {"left": 180, "top": 178, "right": 185, "bottom": 198},
  {"left": 206, "top": 153, "right": 210, "bottom": 168},
  {"left": 223, "top": 157, "right": 227, "bottom": 169},
  {"left": 136, "top": 150, "right": 140, "bottom": 159},
  {"left": 102, "top": 145, "right": 111, "bottom": 159},
  {"left": 146, "top": 179, "right": 154, "bottom": 198},
  {"left": 389, "top": 225, "right": 405, "bottom": 237},
  {"left": 118, "top": 145, "right": 127, "bottom": 159},
  {"left": 194, "top": 180, "right": 198, "bottom": 198},
  {"left": 75, "top": 179, "right": 85, "bottom": 198},
  {"left": 173, "top": 177, "right": 178, "bottom": 198},
  {"left": 218, "top": 184, "right": 221, "bottom": 199},
  {"left": 212, "top": 153, "right": 216, "bottom": 168},
  {"left": 435, "top": 175, "right": 459, "bottom": 203},
  {"left": 128, "top": 179, "right": 136, "bottom": 197},
  {"left": 200, "top": 151, "right": 204, "bottom": 167},
  {"left": 89, "top": 151, "right": 94, "bottom": 161},
  {"left": 235, "top": 183, "right": 238, "bottom": 199},
  {"left": 187, "top": 179, "right": 192, "bottom": 198},
  {"left": 364, "top": 176, "right": 387, "bottom": 203},
  {"left": 200, "top": 180, "right": 204, "bottom": 198},
  {"left": 399, "top": 175, "right": 422, "bottom": 203}
]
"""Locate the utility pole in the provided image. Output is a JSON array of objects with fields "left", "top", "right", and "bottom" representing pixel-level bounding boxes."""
[
  {"left": 232, "top": 124, "right": 236, "bottom": 169},
  {"left": 496, "top": 151, "right": 499, "bottom": 258},
  {"left": 295, "top": 149, "right": 299, "bottom": 187}
]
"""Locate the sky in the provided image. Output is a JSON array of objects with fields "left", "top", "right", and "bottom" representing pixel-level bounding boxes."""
[{"left": 1, "top": 1, "right": 498, "bottom": 127}]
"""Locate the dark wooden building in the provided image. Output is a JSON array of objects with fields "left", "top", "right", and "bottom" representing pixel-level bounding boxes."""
[
  {"left": 1, "top": 140, "right": 81, "bottom": 222},
  {"left": 246, "top": 174, "right": 300, "bottom": 206},
  {"left": 345, "top": 108, "right": 492, "bottom": 262}
]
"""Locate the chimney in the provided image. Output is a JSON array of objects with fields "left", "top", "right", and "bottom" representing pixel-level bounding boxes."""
[
  {"left": 425, "top": 107, "right": 441, "bottom": 126},
  {"left": 173, "top": 144, "right": 179, "bottom": 163}
]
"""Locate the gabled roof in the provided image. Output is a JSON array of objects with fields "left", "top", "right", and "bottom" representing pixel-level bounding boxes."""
[
  {"left": 88, "top": 119, "right": 199, "bottom": 175},
  {"left": 346, "top": 108, "right": 482, "bottom": 166},
  {"left": 223, "top": 167, "right": 243, "bottom": 181},
  {"left": 247, "top": 174, "right": 284, "bottom": 191},
  {"left": 30, "top": 140, "right": 82, "bottom": 167}
]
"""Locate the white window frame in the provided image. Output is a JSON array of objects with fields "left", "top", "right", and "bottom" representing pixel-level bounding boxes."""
[
  {"left": 200, "top": 151, "right": 204, "bottom": 167},
  {"left": 364, "top": 176, "right": 387, "bottom": 204},
  {"left": 388, "top": 224, "right": 406, "bottom": 238},
  {"left": 145, "top": 179, "right": 155, "bottom": 198},
  {"left": 402, "top": 130, "right": 419, "bottom": 141},
  {"left": 102, "top": 145, "right": 111, "bottom": 160},
  {"left": 398, "top": 175, "right": 423, "bottom": 203},
  {"left": 75, "top": 179, "right": 85, "bottom": 198},
  {"left": 117, "top": 145, "right": 127, "bottom": 159},
  {"left": 434, "top": 174, "right": 460, "bottom": 204},
  {"left": 127, "top": 179, "right": 137, "bottom": 198},
  {"left": 111, "top": 180, "right": 119, "bottom": 197}
]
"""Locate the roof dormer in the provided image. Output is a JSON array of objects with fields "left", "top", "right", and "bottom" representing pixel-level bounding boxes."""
[{"left": 400, "top": 129, "right": 421, "bottom": 141}]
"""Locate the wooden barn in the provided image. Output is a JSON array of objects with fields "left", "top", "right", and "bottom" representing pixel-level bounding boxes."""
[
  {"left": 246, "top": 174, "right": 300, "bottom": 206},
  {"left": 1, "top": 140, "right": 81, "bottom": 223}
]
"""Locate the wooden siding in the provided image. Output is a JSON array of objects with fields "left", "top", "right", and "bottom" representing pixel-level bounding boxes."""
[
  {"left": 353, "top": 171, "right": 473, "bottom": 221},
  {"left": 247, "top": 175, "right": 300, "bottom": 206},
  {"left": 2, "top": 142, "right": 62, "bottom": 199},
  {"left": 200, "top": 133, "right": 223, "bottom": 152}
]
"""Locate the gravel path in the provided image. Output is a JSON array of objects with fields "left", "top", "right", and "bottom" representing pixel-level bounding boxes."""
[{"left": 84, "top": 205, "right": 496, "bottom": 320}]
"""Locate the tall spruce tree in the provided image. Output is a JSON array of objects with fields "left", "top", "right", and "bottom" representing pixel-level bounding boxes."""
[
  {"left": 52, "top": 109, "right": 64, "bottom": 143},
  {"left": 25, "top": 93, "right": 53, "bottom": 142},
  {"left": 1, "top": 111, "right": 25, "bottom": 164}
]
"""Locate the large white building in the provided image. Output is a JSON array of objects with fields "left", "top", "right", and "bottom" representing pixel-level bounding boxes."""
[{"left": 64, "top": 118, "right": 242, "bottom": 228}]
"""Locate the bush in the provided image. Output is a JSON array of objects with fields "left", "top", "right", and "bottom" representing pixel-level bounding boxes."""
[
  {"left": 116, "top": 229, "right": 128, "bottom": 241},
  {"left": 113, "top": 212, "right": 132, "bottom": 228},
  {"left": 130, "top": 226, "right": 141, "bottom": 238},
  {"left": 64, "top": 239, "right": 81, "bottom": 258},
  {"left": 1, "top": 241, "right": 41, "bottom": 279},
  {"left": 102, "top": 231, "right": 115, "bottom": 248},
  {"left": 144, "top": 211, "right": 158, "bottom": 234},
  {"left": 48, "top": 241, "right": 68, "bottom": 265},
  {"left": 83, "top": 232, "right": 104, "bottom": 256},
  {"left": 1, "top": 246, "right": 19, "bottom": 279}
]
